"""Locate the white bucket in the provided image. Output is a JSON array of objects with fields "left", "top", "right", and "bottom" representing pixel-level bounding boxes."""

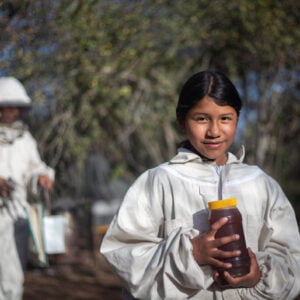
[{"left": 43, "top": 215, "right": 66, "bottom": 254}]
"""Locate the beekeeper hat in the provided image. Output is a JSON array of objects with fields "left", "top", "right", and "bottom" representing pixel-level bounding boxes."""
[{"left": 0, "top": 76, "right": 31, "bottom": 107}]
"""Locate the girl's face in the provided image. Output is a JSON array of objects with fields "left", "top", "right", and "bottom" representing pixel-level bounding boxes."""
[
  {"left": 0, "top": 107, "right": 21, "bottom": 124},
  {"left": 182, "top": 96, "right": 238, "bottom": 165}
]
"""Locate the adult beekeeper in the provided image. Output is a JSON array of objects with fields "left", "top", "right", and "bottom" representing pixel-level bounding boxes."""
[{"left": 0, "top": 76, "right": 54, "bottom": 299}]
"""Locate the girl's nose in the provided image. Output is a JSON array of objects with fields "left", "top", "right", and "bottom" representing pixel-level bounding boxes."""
[{"left": 207, "top": 121, "right": 220, "bottom": 138}]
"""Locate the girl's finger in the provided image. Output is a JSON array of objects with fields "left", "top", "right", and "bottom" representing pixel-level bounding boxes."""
[
  {"left": 213, "top": 234, "right": 240, "bottom": 248},
  {"left": 213, "top": 271, "right": 220, "bottom": 282},
  {"left": 209, "top": 217, "right": 228, "bottom": 236},
  {"left": 209, "top": 257, "right": 232, "bottom": 269},
  {"left": 213, "top": 248, "right": 241, "bottom": 259}
]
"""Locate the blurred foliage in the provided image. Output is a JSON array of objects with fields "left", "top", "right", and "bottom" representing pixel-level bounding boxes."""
[{"left": 0, "top": 0, "right": 299, "bottom": 206}]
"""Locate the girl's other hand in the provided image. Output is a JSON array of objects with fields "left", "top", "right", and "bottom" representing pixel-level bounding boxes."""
[
  {"left": 214, "top": 248, "right": 261, "bottom": 288},
  {"left": 190, "top": 217, "right": 241, "bottom": 269}
]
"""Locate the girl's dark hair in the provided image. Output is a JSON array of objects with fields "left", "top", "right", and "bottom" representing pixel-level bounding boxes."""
[{"left": 176, "top": 70, "right": 242, "bottom": 125}]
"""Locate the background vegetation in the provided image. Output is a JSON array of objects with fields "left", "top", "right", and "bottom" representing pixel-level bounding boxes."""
[{"left": 0, "top": 0, "right": 299, "bottom": 215}]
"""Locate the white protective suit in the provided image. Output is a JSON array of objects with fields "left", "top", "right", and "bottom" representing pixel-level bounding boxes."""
[
  {"left": 0, "top": 121, "right": 54, "bottom": 300},
  {"left": 101, "top": 147, "right": 300, "bottom": 300}
]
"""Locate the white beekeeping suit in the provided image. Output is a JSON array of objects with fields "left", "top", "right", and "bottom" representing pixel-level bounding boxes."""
[
  {"left": 0, "top": 77, "right": 54, "bottom": 300},
  {"left": 101, "top": 148, "right": 300, "bottom": 299}
]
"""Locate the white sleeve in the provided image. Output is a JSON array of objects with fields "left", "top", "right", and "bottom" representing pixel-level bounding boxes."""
[
  {"left": 100, "top": 171, "right": 214, "bottom": 299},
  {"left": 238, "top": 177, "right": 300, "bottom": 299},
  {"left": 24, "top": 132, "right": 55, "bottom": 193}
]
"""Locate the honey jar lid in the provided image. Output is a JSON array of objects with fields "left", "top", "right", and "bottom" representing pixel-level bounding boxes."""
[{"left": 208, "top": 198, "right": 237, "bottom": 210}]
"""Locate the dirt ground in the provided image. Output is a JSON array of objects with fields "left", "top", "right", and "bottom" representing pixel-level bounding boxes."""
[
  {"left": 23, "top": 223, "right": 124, "bottom": 300},
  {"left": 23, "top": 249, "right": 124, "bottom": 300}
]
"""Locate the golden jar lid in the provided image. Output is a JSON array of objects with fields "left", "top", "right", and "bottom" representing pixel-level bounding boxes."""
[{"left": 208, "top": 198, "right": 237, "bottom": 210}]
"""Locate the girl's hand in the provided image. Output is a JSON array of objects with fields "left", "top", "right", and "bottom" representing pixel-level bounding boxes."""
[
  {"left": 214, "top": 248, "right": 261, "bottom": 288},
  {"left": 38, "top": 175, "right": 54, "bottom": 191},
  {"left": 190, "top": 217, "right": 241, "bottom": 269}
]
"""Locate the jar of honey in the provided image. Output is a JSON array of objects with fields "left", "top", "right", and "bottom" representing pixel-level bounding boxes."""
[{"left": 208, "top": 198, "right": 250, "bottom": 285}]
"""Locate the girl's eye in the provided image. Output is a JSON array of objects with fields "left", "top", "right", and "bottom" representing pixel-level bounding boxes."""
[
  {"left": 195, "top": 116, "right": 207, "bottom": 122},
  {"left": 221, "top": 116, "right": 232, "bottom": 121}
]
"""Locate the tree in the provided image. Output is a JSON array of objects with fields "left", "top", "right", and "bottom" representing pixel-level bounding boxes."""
[{"left": 0, "top": 0, "right": 299, "bottom": 205}]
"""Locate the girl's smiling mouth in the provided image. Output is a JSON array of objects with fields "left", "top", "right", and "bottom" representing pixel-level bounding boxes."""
[{"left": 203, "top": 142, "right": 223, "bottom": 148}]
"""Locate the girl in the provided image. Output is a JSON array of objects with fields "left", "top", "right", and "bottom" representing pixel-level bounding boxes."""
[{"left": 101, "top": 70, "right": 300, "bottom": 299}]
